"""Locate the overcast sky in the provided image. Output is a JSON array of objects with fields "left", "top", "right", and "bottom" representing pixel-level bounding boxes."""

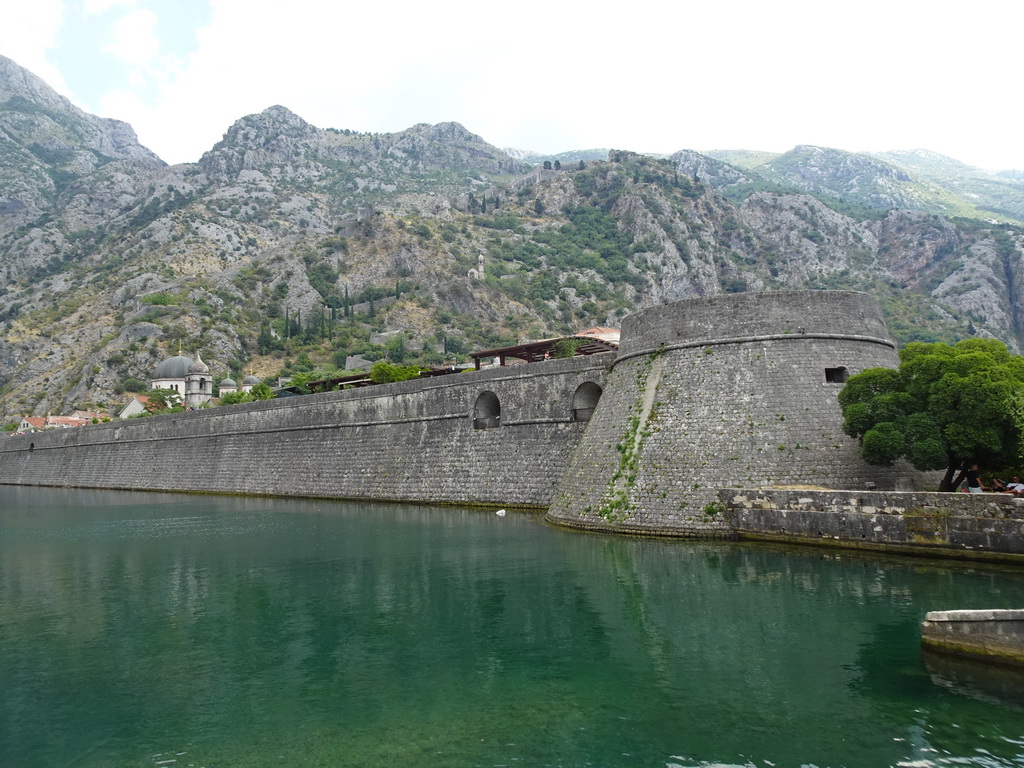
[{"left": 2, "top": 0, "right": 1021, "bottom": 170}]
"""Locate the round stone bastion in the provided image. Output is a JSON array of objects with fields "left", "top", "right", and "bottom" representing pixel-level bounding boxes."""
[{"left": 546, "top": 290, "right": 930, "bottom": 537}]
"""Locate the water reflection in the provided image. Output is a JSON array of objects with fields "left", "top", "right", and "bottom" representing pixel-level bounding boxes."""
[
  {"left": 922, "top": 650, "right": 1024, "bottom": 708},
  {"left": 1, "top": 486, "right": 1023, "bottom": 767}
]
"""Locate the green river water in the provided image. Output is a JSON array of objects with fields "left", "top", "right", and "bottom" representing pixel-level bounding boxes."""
[{"left": 1, "top": 486, "right": 1023, "bottom": 768}]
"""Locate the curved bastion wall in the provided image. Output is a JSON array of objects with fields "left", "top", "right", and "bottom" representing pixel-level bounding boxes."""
[
  {"left": 0, "top": 355, "right": 610, "bottom": 507},
  {"left": 545, "top": 291, "right": 925, "bottom": 536},
  {"left": 0, "top": 291, "right": 932, "bottom": 535}
]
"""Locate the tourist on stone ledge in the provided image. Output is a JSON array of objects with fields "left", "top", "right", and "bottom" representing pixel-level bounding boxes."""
[
  {"left": 965, "top": 464, "right": 985, "bottom": 493},
  {"left": 1004, "top": 476, "right": 1024, "bottom": 495}
]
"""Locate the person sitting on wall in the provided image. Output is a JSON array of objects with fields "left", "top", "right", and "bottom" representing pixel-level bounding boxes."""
[
  {"left": 1004, "top": 476, "right": 1024, "bottom": 495},
  {"left": 965, "top": 464, "right": 985, "bottom": 493},
  {"left": 990, "top": 477, "right": 1009, "bottom": 493}
]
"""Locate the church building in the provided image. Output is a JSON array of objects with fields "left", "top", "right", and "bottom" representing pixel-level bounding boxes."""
[{"left": 150, "top": 352, "right": 213, "bottom": 409}]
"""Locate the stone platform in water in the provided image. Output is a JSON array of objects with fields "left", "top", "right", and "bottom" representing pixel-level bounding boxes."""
[{"left": 921, "top": 609, "right": 1024, "bottom": 667}]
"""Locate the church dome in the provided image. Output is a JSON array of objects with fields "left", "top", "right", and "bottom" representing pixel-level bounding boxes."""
[
  {"left": 242, "top": 374, "right": 261, "bottom": 386},
  {"left": 187, "top": 353, "right": 209, "bottom": 374},
  {"left": 153, "top": 355, "right": 193, "bottom": 380},
  {"left": 220, "top": 377, "right": 237, "bottom": 388}
]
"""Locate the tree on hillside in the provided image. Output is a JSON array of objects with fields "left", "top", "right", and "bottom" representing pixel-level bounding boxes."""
[
  {"left": 369, "top": 361, "right": 421, "bottom": 384},
  {"left": 143, "top": 389, "right": 182, "bottom": 413},
  {"left": 250, "top": 382, "right": 274, "bottom": 400},
  {"left": 838, "top": 339, "right": 1024, "bottom": 491}
]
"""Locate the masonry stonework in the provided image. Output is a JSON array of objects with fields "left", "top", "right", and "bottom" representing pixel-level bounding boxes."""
[
  {"left": 1, "top": 291, "right": 934, "bottom": 536},
  {"left": 545, "top": 291, "right": 925, "bottom": 535},
  {"left": 0, "top": 355, "right": 609, "bottom": 507},
  {"left": 722, "top": 488, "right": 1024, "bottom": 559},
  {"left": 921, "top": 610, "right": 1024, "bottom": 666}
]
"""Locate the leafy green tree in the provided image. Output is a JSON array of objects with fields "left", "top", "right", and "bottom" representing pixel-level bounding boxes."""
[
  {"left": 257, "top": 321, "right": 274, "bottom": 354},
  {"left": 141, "top": 292, "right": 175, "bottom": 306},
  {"left": 219, "top": 390, "right": 254, "bottom": 406},
  {"left": 369, "top": 361, "right": 421, "bottom": 384},
  {"left": 143, "top": 388, "right": 183, "bottom": 412},
  {"left": 838, "top": 339, "right": 1024, "bottom": 491},
  {"left": 386, "top": 334, "right": 407, "bottom": 362},
  {"left": 117, "top": 377, "right": 148, "bottom": 394},
  {"left": 251, "top": 382, "right": 274, "bottom": 400},
  {"left": 553, "top": 338, "right": 586, "bottom": 358}
]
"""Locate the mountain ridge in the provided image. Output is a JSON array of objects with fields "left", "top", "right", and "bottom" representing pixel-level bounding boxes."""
[{"left": 1, "top": 54, "right": 1023, "bottom": 423}]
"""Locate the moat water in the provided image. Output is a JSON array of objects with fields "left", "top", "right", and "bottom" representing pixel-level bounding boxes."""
[{"left": 2, "top": 486, "right": 1023, "bottom": 768}]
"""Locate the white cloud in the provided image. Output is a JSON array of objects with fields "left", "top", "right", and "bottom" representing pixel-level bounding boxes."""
[
  {"left": 0, "top": 0, "right": 72, "bottom": 96},
  {"left": 83, "top": 0, "right": 139, "bottom": 15},
  {"left": 103, "top": 8, "right": 160, "bottom": 66},
  {"left": 16, "top": 0, "right": 1024, "bottom": 169}
]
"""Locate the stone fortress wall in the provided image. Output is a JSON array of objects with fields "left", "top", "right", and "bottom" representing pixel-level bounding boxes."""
[
  {"left": 0, "top": 354, "right": 610, "bottom": 507},
  {"left": 545, "top": 291, "right": 922, "bottom": 535},
  {"left": 0, "top": 291, "right": 930, "bottom": 535}
]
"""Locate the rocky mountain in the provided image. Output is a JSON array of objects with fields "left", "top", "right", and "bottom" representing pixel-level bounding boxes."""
[
  {"left": 0, "top": 55, "right": 165, "bottom": 237},
  {"left": 873, "top": 149, "right": 1024, "bottom": 223},
  {"left": 706, "top": 145, "right": 1024, "bottom": 224},
  {"left": 2, "top": 55, "right": 1024, "bottom": 422}
]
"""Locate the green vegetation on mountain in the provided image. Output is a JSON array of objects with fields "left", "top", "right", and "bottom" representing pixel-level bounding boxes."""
[
  {"left": 1, "top": 54, "right": 1024, "bottom": 421},
  {"left": 702, "top": 145, "right": 1024, "bottom": 225}
]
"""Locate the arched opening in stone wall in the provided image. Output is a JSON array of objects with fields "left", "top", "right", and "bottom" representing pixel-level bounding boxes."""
[
  {"left": 473, "top": 391, "right": 501, "bottom": 429},
  {"left": 200, "top": 377, "right": 207, "bottom": 392},
  {"left": 28, "top": 443, "right": 34, "bottom": 453},
  {"left": 571, "top": 382, "right": 603, "bottom": 422}
]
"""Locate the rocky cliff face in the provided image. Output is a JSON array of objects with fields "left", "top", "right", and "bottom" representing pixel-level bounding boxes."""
[
  {"left": 707, "top": 144, "right": 1024, "bottom": 223},
  {"left": 1, "top": 55, "right": 1023, "bottom": 421},
  {"left": 0, "top": 54, "right": 164, "bottom": 238}
]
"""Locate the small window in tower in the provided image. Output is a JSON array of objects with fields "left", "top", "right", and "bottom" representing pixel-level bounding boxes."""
[{"left": 825, "top": 367, "right": 849, "bottom": 384}]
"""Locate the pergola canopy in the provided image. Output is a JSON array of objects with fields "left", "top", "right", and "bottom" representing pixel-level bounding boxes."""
[{"left": 470, "top": 329, "right": 619, "bottom": 370}]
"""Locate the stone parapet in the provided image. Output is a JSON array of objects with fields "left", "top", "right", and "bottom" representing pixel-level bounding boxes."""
[{"left": 722, "top": 488, "right": 1024, "bottom": 559}]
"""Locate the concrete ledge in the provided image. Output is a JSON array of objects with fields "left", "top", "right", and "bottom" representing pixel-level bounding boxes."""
[
  {"left": 925, "top": 609, "right": 1024, "bottom": 622},
  {"left": 921, "top": 609, "right": 1024, "bottom": 668}
]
